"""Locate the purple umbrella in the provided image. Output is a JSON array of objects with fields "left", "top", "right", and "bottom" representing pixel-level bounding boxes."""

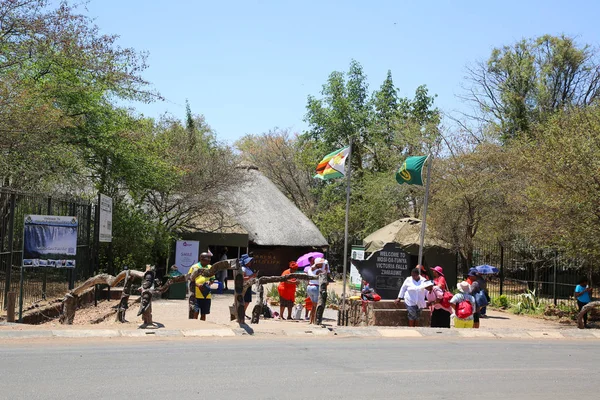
[{"left": 297, "top": 252, "right": 324, "bottom": 268}]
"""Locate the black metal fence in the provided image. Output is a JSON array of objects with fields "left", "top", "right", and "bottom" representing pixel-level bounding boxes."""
[
  {"left": 0, "top": 189, "right": 95, "bottom": 314},
  {"left": 458, "top": 242, "right": 599, "bottom": 306}
]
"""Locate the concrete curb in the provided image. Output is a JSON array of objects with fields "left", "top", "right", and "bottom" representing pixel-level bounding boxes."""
[{"left": 0, "top": 327, "right": 598, "bottom": 340}]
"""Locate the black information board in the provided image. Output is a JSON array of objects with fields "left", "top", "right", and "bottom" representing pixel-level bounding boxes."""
[{"left": 354, "top": 243, "right": 416, "bottom": 300}]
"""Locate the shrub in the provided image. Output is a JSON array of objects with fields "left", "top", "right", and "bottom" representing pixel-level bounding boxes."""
[
  {"left": 493, "top": 295, "right": 510, "bottom": 309},
  {"left": 514, "top": 290, "right": 540, "bottom": 314}
]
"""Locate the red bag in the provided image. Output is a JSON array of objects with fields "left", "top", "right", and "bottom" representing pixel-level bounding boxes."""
[
  {"left": 372, "top": 294, "right": 381, "bottom": 302},
  {"left": 440, "top": 291, "right": 453, "bottom": 309},
  {"left": 456, "top": 298, "right": 474, "bottom": 319}
]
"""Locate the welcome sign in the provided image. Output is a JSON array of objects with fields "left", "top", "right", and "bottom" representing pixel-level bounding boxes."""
[
  {"left": 22, "top": 215, "right": 78, "bottom": 268},
  {"left": 353, "top": 243, "right": 415, "bottom": 299}
]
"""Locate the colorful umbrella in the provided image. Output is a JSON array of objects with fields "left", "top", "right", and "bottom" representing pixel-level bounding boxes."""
[
  {"left": 297, "top": 252, "right": 324, "bottom": 268},
  {"left": 474, "top": 264, "right": 499, "bottom": 275}
]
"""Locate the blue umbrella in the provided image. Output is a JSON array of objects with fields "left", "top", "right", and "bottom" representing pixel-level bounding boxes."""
[{"left": 474, "top": 264, "right": 499, "bottom": 275}]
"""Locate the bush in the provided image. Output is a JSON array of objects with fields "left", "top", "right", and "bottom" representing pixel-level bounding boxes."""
[
  {"left": 266, "top": 284, "right": 279, "bottom": 299},
  {"left": 492, "top": 295, "right": 510, "bottom": 309},
  {"left": 514, "top": 290, "right": 540, "bottom": 314}
]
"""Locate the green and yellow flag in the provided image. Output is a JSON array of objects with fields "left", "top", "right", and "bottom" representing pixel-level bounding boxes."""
[
  {"left": 396, "top": 156, "right": 428, "bottom": 186},
  {"left": 314, "top": 146, "right": 350, "bottom": 180}
]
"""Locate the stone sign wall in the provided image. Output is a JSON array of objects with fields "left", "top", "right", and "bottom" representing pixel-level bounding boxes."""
[{"left": 354, "top": 242, "right": 416, "bottom": 299}]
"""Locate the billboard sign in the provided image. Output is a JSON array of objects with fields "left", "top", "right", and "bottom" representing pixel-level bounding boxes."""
[
  {"left": 23, "top": 215, "right": 78, "bottom": 268},
  {"left": 175, "top": 240, "right": 200, "bottom": 274},
  {"left": 99, "top": 194, "right": 113, "bottom": 243}
]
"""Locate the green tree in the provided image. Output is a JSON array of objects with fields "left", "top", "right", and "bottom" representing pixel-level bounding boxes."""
[{"left": 464, "top": 35, "right": 600, "bottom": 141}]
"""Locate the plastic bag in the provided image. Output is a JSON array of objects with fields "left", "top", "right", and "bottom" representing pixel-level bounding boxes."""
[{"left": 292, "top": 304, "right": 304, "bottom": 320}]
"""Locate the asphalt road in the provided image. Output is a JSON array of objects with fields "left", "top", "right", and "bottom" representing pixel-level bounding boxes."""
[{"left": 0, "top": 338, "right": 597, "bottom": 399}]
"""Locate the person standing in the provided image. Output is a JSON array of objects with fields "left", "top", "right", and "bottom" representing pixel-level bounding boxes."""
[
  {"left": 217, "top": 247, "right": 229, "bottom": 290},
  {"left": 278, "top": 261, "right": 298, "bottom": 320},
  {"left": 470, "top": 281, "right": 488, "bottom": 328},
  {"left": 575, "top": 277, "right": 593, "bottom": 328},
  {"left": 306, "top": 258, "right": 326, "bottom": 324},
  {"left": 188, "top": 252, "right": 215, "bottom": 321},
  {"left": 395, "top": 268, "right": 426, "bottom": 327},
  {"left": 450, "top": 281, "right": 476, "bottom": 328},
  {"left": 431, "top": 266, "right": 448, "bottom": 291},
  {"left": 240, "top": 254, "right": 256, "bottom": 318},
  {"left": 424, "top": 280, "right": 452, "bottom": 328}
]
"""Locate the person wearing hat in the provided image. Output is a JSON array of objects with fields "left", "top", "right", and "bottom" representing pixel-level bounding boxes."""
[
  {"left": 467, "top": 268, "right": 488, "bottom": 317},
  {"left": 306, "top": 258, "right": 326, "bottom": 324},
  {"left": 395, "top": 268, "right": 427, "bottom": 327},
  {"left": 188, "top": 252, "right": 215, "bottom": 321},
  {"left": 431, "top": 266, "right": 448, "bottom": 291},
  {"left": 424, "top": 280, "right": 452, "bottom": 328},
  {"left": 278, "top": 261, "right": 299, "bottom": 320},
  {"left": 450, "top": 281, "right": 477, "bottom": 328},
  {"left": 240, "top": 254, "right": 256, "bottom": 317}
]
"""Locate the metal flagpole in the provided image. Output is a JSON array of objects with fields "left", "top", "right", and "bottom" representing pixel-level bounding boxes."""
[
  {"left": 417, "top": 153, "right": 433, "bottom": 268},
  {"left": 340, "top": 137, "right": 353, "bottom": 324}
]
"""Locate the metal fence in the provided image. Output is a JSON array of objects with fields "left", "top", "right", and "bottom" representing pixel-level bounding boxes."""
[
  {"left": 458, "top": 242, "right": 599, "bottom": 306},
  {"left": 0, "top": 189, "right": 95, "bottom": 313}
]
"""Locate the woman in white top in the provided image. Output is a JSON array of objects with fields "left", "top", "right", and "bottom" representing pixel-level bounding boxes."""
[{"left": 306, "top": 258, "right": 325, "bottom": 324}]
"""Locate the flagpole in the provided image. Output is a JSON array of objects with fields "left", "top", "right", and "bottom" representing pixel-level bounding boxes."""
[
  {"left": 417, "top": 153, "right": 432, "bottom": 268},
  {"left": 340, "top": 136, "right": 353, "bottom": 324}
]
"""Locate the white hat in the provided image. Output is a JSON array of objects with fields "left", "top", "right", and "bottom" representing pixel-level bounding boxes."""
[
  {"left": 457, "top": 281, "right": 471, "bottom": 294},
  {"left": 423, "top": 280, "right": 434, "bottom": 288},
  {"left": 314, "top": 257, "right": 325, "bottom": 265}
]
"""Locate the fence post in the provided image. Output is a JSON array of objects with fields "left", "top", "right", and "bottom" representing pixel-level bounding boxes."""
[
  {"left": 499, "top": 243, "right": 504, "bottom": 296},
  {"left": 42, "top": 197, "right": 52, "bottom": 300},
  {"left": 6, "top": 291, "right": 16, "bottom": 322},
  {"left": 3, "top": 193, "right": 16, "bottom": 309},
  {"left": 553, "top": 251, "right": 558, "bottom": 305}
]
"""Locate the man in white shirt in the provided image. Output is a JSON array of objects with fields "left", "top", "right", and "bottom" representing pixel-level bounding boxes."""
[{"left": 395, "top": 267, "right": 427, "bottom": 327}]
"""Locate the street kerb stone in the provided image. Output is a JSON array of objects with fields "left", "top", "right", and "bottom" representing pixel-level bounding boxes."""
[
  {"left": 182, "top": 329, "right": 236, "bottom": 337},
  {"left": 285, "top": 328, "right": 331, "bottom": 337},
  {"left": 590, "top": 331, "right": 600, "bottom": 339},
  {"left": 378, "top": 329, "right": 422, "bottom": 338},
  {"left": 333, "top": 327, "right": 381, "bottom": 337},
  {"left": 527, "top": 331, "right": 564, "bottom": 339},
  {"left": 492, "top": 331, "right": 532, "bottom": 339},
  {"left": 52, "top": 330, "right": 121, "bottom": 338},
  {"left": 418, "top": 328, "right": 459, "bottom": 337},
  {"left": 152, "top": 330, "right": 184, "bottom": 337},
  {"left": 120, "top": 330, "right": 148, "bottom": 337},
  {"left": 0, "top": 330, "right": 53, "bottom": 339},
  {"left": 560, "top": 330, "right": 599, "bottom": 339},
  {"left": 457, "top": 330, "right": 496, "bottom": 338}
]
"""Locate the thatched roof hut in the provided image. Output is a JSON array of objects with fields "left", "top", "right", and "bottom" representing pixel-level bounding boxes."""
[
  {"left": 223, "top": 166, "right": 327, "bottom": 247},
  {"left": 184, "top": 166, "right": 327, "bottom": 276}
]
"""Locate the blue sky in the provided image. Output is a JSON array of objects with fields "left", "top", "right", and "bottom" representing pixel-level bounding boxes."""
[{"left": 83, "top": 0, "right": 599, "bottom": 143}]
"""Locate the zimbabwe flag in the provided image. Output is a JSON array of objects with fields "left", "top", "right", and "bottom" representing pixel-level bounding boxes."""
[{"left": 314, "top": 146, "right": 350, "bottom": 180}]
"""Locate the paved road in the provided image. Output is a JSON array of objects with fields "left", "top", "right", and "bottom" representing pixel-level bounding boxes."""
[{"left": 1, "top": 338, "right": 597, "bottom": 399}]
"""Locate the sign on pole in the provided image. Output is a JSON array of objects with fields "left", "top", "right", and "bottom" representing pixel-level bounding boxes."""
[
  {"left": 175, "top": 240, "right": 200, "bottom": 274},
  {"left": 99, "top": 194, "right": 113, "bottom": 243},
  {"left": 23, "top": 215, "right": 78, "bottom": 268}
]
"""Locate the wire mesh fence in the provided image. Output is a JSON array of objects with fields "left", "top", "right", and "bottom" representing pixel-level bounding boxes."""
[
  {"left": 458, "top": 242, "right": 599, "bottom": 307},
  {"left": 0, "top": 189, "right": 95, "bottom": 314}
]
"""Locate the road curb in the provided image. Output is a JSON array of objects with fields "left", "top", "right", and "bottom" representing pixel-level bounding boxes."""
[{"left": 0, "top": 327, "right": 598, "bottom": 340}]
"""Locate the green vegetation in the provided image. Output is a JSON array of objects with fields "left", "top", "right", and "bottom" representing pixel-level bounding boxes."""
[
  {"left": 3, "top": 3, "right": 600, "bottom": 278},
  {"left": 0, "top": 1, "right": 238, "bottom": 271}
]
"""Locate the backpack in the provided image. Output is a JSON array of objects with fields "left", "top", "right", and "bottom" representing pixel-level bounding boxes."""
[
  {"left": 440, "top": 291, "right": 453, "bottom": 309},
  {"left": 474, "top": 291, "right": 489, "bottom": 308},
  {"left": 456, "top": 295, "right": 474, "bottom": 319},
  {"left": 262, "top": 303, "right": 273, "bottom": 319}
]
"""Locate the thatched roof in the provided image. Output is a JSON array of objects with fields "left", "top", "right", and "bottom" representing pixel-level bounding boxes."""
[
  {"left": 223, "top": 166, "right": 327, "bottom": 247},
  {"left": 363, "top": 217, "right": 450, "bottom": 253},
  {"left": 188, "top": 166, "right": 327, "bottom": 248}
]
